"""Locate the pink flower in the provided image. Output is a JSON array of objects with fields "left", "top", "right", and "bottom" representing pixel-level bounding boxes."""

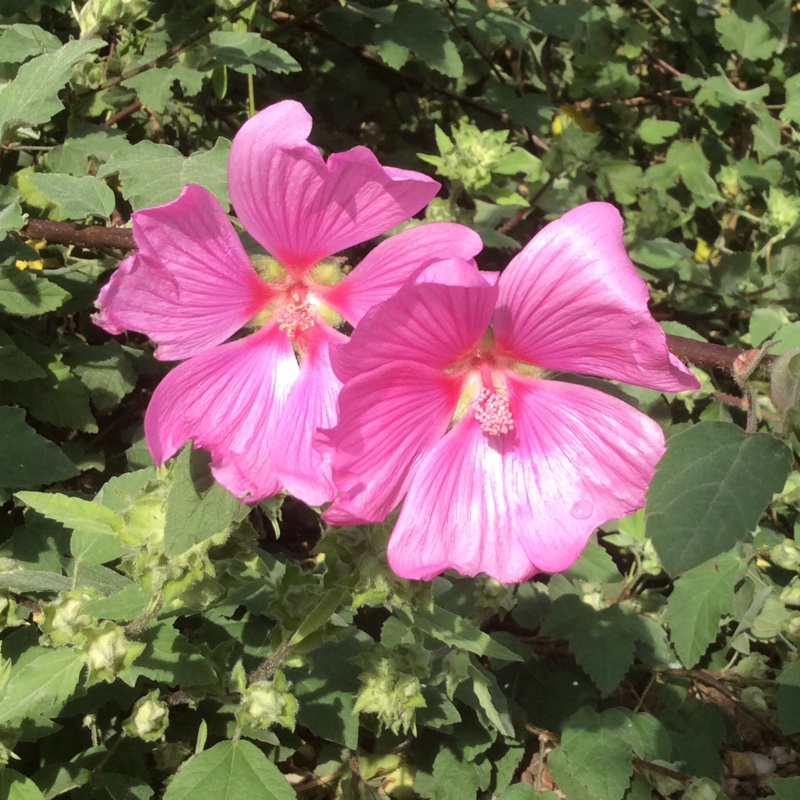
[
  {"left": 323, "top": 203, "right": 700, "bottom": 583},
  {"left": 94, "top": 100, "right": 481, "bottom": 505}
]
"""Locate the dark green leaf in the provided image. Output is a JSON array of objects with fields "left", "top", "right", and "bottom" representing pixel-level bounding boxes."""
[{"left": 647, "top": 422, "right": 791, "bottom": 573}]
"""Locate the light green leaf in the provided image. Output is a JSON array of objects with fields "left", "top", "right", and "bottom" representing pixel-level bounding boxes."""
[
  {"left": 16, "top": 491, "right": 121, "bottom": 537},
  {"left": 289, "top": 585, "right": 348, "bottom": 646},
  {"left": 0, "top": 569, "right": 73, "bottom": 593},
  {"left": 636, "top": 119, "right": 680, "bottom": 145},
  {"left": 0, "top": 188, "right": 26, "bottom": 241},
  {"left": 97, "top": 138, "right": 231, "bottom": 210},
  {"left": 715, "top": 0, "right": 781, "bottom": 61},
  {"left": 646, "top": 422, "right": 791, "bottom": 574},
  {"left": 663, "top": 553, "right": 742, "bottom": 667},
  {"left": 207, "top": 32, "right": 300, "bottom": 75},
  {"left": 0, "top": 770, "right": 45, "bottom": 800},
  {"left": 122, "top": 68, "right": 177, "bottom": 113},
  {"left": 410, "top": 606, "right": 523, "bottom": 662},
  {"left": 0, "top": 25, "right": 62, "bottom": 63},
  {"left": 163, "top": 447, "right": 244, "bottom": 557},
  {"left": 0, "top": 406, "right": 78, "bottom": 490},
  {"left": 432, "top": 747, "right": 482, "bottom": 800},
  {"left": 0, "top": 39, "right": 104, "bottom": 143},
  {"left": 497, "top": 785, "right": 543, "bottom": 800},
  {"left": 162, "top": 740, "right": 295, "bottom": 800},
  {"left": 560, "top": 706, "right": 634, "bottom": 800},
  {"left": 0, "top": 646, "right": 84, "bottom": 724},
  {"left": 26, "top": 174, "right": 115, "bottom": 220},
  {"left": 0, "top": 265, "right": 71, "bottom": 316},
  {"left": 770, "top": 776, "right": 800, "bottom": 800}
]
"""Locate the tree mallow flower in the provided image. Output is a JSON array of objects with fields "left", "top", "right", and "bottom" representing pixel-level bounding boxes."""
[
  {"left": 322, "top": 203, "right": 700, "bottom": 582},
  {"left": 94, "top": 100, "right": 479, "bottom": 505}
]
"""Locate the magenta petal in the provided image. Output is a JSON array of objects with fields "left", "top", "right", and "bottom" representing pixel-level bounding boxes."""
[
  {"left": 95, "top": 184, "right": 273, "bottom": 361},
  {"left": 493, "top": 202, "right": 698, "bottom": 392},
  {"left": 270, "top": 325, "right": 345, "bottom": 507},
  {"left": 323, "top": 361, "right": 462, "bottom": 525},
  {"left": 317, "top": 222, "right": 483, "bottom": 325},
  {"left": 229, "top": 102, "right": 439, "bottom": 270},
  {"left": 387, "top": 416, "right": 538, "bottom": 584},
  {"left": 144, "top": 325, "right": 299, "bottom": 501},
  {"left": 508, "top": 375, "right": 666, "bottom": 572},
  {"left": 332, "top": 261, "right": 497, "bottom": 384}
]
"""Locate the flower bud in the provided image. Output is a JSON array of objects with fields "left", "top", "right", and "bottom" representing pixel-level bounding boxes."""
[
  {"left": 80, "top": 621, "right": 144, "bottom": 684},
  {"left": 770, "top": 539, "right": 800, "bottom": 572},
  {"left": 780, "top": 577, "right": 800, "bottom": 607},
  {"left": 40, "top": 591, "right": 95, "bottom": 646},
  {"left": 354, "top": 655, "right": 426, "bottom": 736},
  {"left": 124, "top": 691, "right": 169, "bottom": 741},
  {"left": 238, "top": 670, "right": 298, "bottom": 731},
  {"left": 766, "top": 187, "right": 800, "bottom": 234}
]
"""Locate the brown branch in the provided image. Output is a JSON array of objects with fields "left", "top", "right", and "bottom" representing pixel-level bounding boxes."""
[
  {"left": 105, "top": 100, "right": 143, "bottom": 127},
  {"left": 666, "top": 334, "right": 777, "bottom": 378},
  {"left": 19, "top": 219, "right": 134, "bottom": 250}
]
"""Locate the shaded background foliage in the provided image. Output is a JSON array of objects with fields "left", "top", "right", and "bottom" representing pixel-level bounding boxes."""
[{"left": 1, "top": 0, "right": 800, "bottom": 798}]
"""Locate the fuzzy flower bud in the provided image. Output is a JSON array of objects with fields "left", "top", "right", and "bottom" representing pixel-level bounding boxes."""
[
  {"left": 770, "top": 539, "right": 800, "bottom": 572},
  {"left": 354, "top": 655, "right": 426, "bottom": 736},
  {"left": 124, "top": 691, "right": 169, "bottom": 741},
  {"left": 765, "top": 187, "right": 800, "bottom": 235},
  {"left": 80, "top": 621, "right": 144, "bottom": 685},
  {"left": 40, "top": 591, "right": 95, "bottom": 646},
  {"left": 238, "top": 670, "right": 298, "bottom": 731},
  {"left": 779, "top": 576, "right": 800, "bottom": 607}
]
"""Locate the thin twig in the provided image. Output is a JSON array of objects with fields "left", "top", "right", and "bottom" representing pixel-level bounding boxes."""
[{"left": 18, "top": 219, "right": 134, "bottom": 250}]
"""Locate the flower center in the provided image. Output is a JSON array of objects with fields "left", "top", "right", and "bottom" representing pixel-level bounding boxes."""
[
  {"left": 276, "top": 290, "right": 316, "bottom": 340},
  {"left": 247, "top": 254, "right": 346, "bottom": 338},
  {"left": 472, "top": 384, "right": 514, "bottom": 435}
]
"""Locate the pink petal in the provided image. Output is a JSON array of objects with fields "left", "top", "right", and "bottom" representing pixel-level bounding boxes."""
[
  {"left": 94, "top": 184, "right": 273, "bottom": 361},
  {"left": 270, "top": 325, "right": 345, "bottom": 507},
  {"left": 228, "top": 102, "right": 440, "bottom": 271},
  {"left": 388, "top": 374, "right": 665, "bottom": 581},
  {"left": 317, "top": 222, "right": 483, "bottom": 325},
  {"left": 387, "top": 415, "right": 538, "bottom": 584},
  {"left": 323, "top": 361, "right": 463, "bottom": 525},
  {"left": 331, "top": 259, "right": 497, "bottom": 384},
  {"left": 493, "top": 202, "right": 699, "bottom": 392},
  {"left": 144, "top": 325, "right": 299, "bottom": 501},
  {"left": 508, "top": 375, "right": 666, "bottom": 572}
]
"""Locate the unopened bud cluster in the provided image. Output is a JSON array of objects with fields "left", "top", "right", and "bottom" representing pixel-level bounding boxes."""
[
  {"left": 124, "top": 691, "right": 170, "bottom": 741},
  {"left": 354, "top": 645, "right": 430, "bottom": 735}
]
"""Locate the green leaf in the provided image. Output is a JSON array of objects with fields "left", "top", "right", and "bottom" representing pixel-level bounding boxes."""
[
  {"left": 162, "top": 740, "right": 295, "bottom": 800},
  {"left": 776, "top": 660, "right": 800, "bottom": 734},
  {"left": 410, "top": 605, "right": 523, "bottom": 662},
  {"left": 0, "top": 330, "right": 46, "bottom": 380},
  {"left": 715, "top": 0, "right": 781, "bottom": 61},
  {"left": 636, "top": 119, "right": 680, "bottom": 145},
  {"left": 0, "top": 187, "right": 26, "bottom": 241},
  {"left": 0, "top": 25, "right": 62, "bottom": 63},
  {"left": 14, "top": 492, "right": 124, "bottom": 566},
  {"left": 0, "top": 646, "right": 84, "bottom": 724},
  {"left": 121, "top": 69, "right": 177, "bottom": 114},
  {"left": 376, "top": 4, "right": 462, "bottom": 78},
  {"left": 73, "top": 772, "right": 153, "bottom": 800},
  {"left": 0, "top": 39, "right": 104, "bottom": 143},
  {"left": 163, "top": 447, "right": 244, "bottom": 557},
  {"left": 97, "top": 138, "right": 231, "bottom": 210},
  {"left": 26, "top": 174, "right": 115, "bottom": 220},
  {"left": 431, "top": 747, "right": 482, "bottom": 800},
  {"left": 0, "top": 770, "right": 45, "bottom": 800},
  {"left": 127, "top": 622, "right": 217, "bottom": 687},
  {"left": 646, "top": 422, "right": 791, "bottom": 573},
  {"left": 770, "top": 776, "right": 800, "bottom": 800},
  {"left": 560, "top": 706, "right": 634, "bottom": 800},
  {"left": 529, "top": 0, "right": 590, "bottom": 37},
  {"left": 288, "top": 585, "right": 348, "bottom": 647},
  {"left": 67, "top": 341, "right": 137, "bottom": 412},
  {"left": 0, "top": 569, "right": 73, "bottom": 593},
  {"left": 16, "top": 492, "right": 121, "bottom": 537},
  {"left": 540, "top": 597, "right": 637, "bottom": 694},
  {"left": 497, "top": 785, "right": 544, "bottom": 800},
  {"left": 663, "top": 553, "right": 742, "bottom": 668},
  {"left": 0, "top": 265, "right": 71, "bottom": 316},
  {"left": 207, "top": 32, "right": 300, "bottom": 75},
  {"left": 0, "top": 406, "right": 78, "bottom": 490},
  {"left": 465, "top": 661, "right": 514, "bottom": 737},
  {"left": 664, "top": 140, "right": 720, "bottom": 208}
]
